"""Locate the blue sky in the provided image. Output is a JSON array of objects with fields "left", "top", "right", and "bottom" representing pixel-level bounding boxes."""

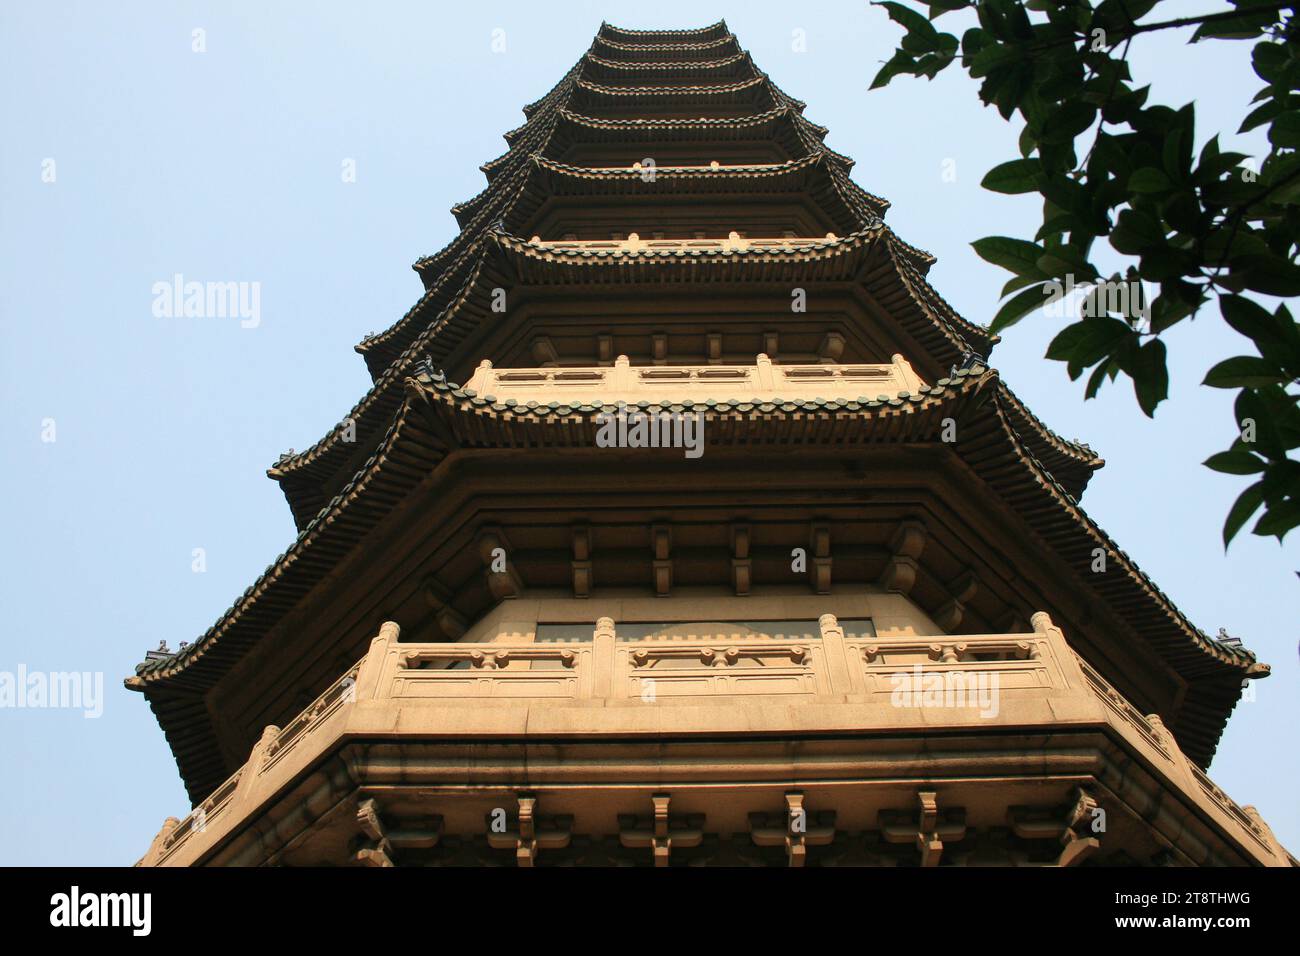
[{"left": 1, "top": 1, "right": 1295, "bottom": 864}]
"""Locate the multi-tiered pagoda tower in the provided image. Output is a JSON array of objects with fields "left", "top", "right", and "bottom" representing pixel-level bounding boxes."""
[{"left": 132, "top": 22, "right": 1290, "bottom": 867}]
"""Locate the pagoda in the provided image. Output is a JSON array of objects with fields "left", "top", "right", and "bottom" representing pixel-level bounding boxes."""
[{"left": 131, "top": 21, "right": 1291, "bottom": 867}]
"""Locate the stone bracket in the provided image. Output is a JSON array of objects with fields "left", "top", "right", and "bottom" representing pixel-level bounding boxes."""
[
  {"left": 879, "top": 520, "right": 927, "bottom": 594},
  {"left": 933, "top": 570, "right": 978, "bottom": 633},
  {"left": 478, "top": 526, "right": 523, "bottom": 601},
  {"left": 809, "top": 523, "right": 832, "bottom": 594},
  {"left": 353, "top": 798, "right": 393, "bottom": 867},
  {"left": 750, "top": 791, "right": 835, "bottom": 866},
  {"left": 571, "top": 525, "right": 592, "bottom": 598},
  {"left": 619, "top": 793, "right": 704, "bottom": 866},
  {"left": 352, "top": 797, "right": 443, "bottom": 867},
  {"left": 1007, "top": 786, "right": 1102, "bottom": 867},
  {"left": 530, "top": 336, "right": 559, "bottom": 366},
  {"left": 423, "top": 577, "right": 468, "bottom": 640},
  {"left": 652, "top": 524, "right": 672, "bottom": 596},
  {"left": 880, "top": 791, "right": 966, "bottom": 867},
  {"left": 731, "top": 523, "right": 752, "bottom": 596},
  {"left": 486, "top": 794, "right": 572, "bottom": 867},
  {"left": 818, "top": 331, "right": 845, "bottom": 363}
]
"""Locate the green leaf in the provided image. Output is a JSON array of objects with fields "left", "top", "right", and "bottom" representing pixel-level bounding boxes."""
[
  {"left": 1253, "top": 498, "right": 1300, "bottom": 541},
  {"left": 971, "top": 45, "right": 1026, "bottom": 80},
  {"left": 971, "top": 235, "right": 1047, "bottom": 276},
  {"left": 1238, "top": 98, "right": 1282, "bottom": 134},
  {"left": 1149, "top": 290, "right": 1198, "bottom": 335},
  {"left": 1204, "top": 450, "right": 1266, "bottom": 475},
  {"left": 961, "top": 26, "right": 989, "bottom": 57},
  {"left": 1109, "top": 209, "right": 1165, "bottom": 255},
  {"left": 1044, "top": 320, "right": 1089, "bottom": 361},
  {"left": 875, "top": 1, "right": 945, "bottom": 54},
  {"left": 1203, "top": 227, "right": 1272, "bottom": 263},
  {"left": 990, "top": 282, "right": 1050, "bottom": 333},
  {"left": 1040, "top": 101, "right": 1097, "bottom": 145},
  {"left": 1131, "top": 338, "right": 1169, "bottom": 417},
  {"left": 1138, "top": 246, "right": 1194, "bottom": 282},
  {"left": 1269, "top": 113, "right": 1300, "bottom": 149},
  {"left": 1193, "top": 9, "right": 1281, "bottom": 42},
  {"left": 1220, "top": 295, "right": 1290, "bottom": 349},
  {"left": 1203, "top": 356, "right": 1286, "bottom": 388},
  {"left": 1194, "top": 145, "right": 1250, "bottom": 184},
  {"left": 1084, "top": 358, "right": 1118, "bottom": 399},
  {"left": 1045, "top": 316, "right": 1133, "bottom": 378},
  {"left": 1129, "top": 167, "right": 1174, "bottom": 193},
  {"left": 981, "top": 158, "right": 1042, "bottom": 194},
  {"left": 1251, "top": 39, "right": 1287, "bottom": 83},
  {"left": 1222, "top": 480, "right": 1266, "bottom": 547},
  {"left": 1238, "top": 254, "right": 1300, "bottom": 297},
  {"left": 870, "top": 50, "right": 917, "bottom": 89},
  {"left": 1001, "top": 271, "right": 1043, "bottom": 297}
]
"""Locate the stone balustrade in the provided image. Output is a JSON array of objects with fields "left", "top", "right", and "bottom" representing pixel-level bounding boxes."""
[
  {"left": 525, "top": 230, "right": 842, "bottom": 255},
  {"left": 138, "top": 613, "right": 1289, "bottom": 867},
  {"left": 463, "top": 354, "right": 927, "bottom": 406}
]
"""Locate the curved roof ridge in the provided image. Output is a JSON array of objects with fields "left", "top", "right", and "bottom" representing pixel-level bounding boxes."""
[
  {"left": 480, "top": 59, "right": 588, "bottom": 178},
  {"left": 452, "top": 152, "right": 839, "bottom": 231},
  {"left": 555, "top": 104, "right": 791, "bottom": 131},
  {"left": 582, "top": 51, "right": 750, "bottom": 72},
  {"left": 370, "top": 162, "right": 536, "bottom": 356},
  {"left": 758, "top": 72, "right": 808, "bottom": 114},
  {"left": 143, "top": 398, "right": 421, "bottom": 687},
  {"left": 985, "top": 384, "right": 1257, "bottom": 673},
  {"left": 271, "top": 255, "right": 490, "bottom": 490},
  {"left": 594, "top": 35, "right": 737, "bottom": 54},
  {"left": 997, "top": 379, "right": 1103, "bottom": 466},
  {"left": 518, "top": 55, "right": 588, "bottom": 119},
  {"left": 574, "top": 75, "right": 766, "bottom": 96},
  {"left": 408, "top": 60, "right": 587, "bottom": 281},
  {"left": 823, "top": 158, "right": 889, "bottom": 221},
  {"left": 882, "top": 232, "right": 995, "bottom": 355},
  {"left": 599, "top": 21, "right": 729, "bottom": 41}
]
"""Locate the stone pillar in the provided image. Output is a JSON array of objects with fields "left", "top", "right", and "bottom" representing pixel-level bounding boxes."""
[
  {"left": 591, "top": 616, "right": 617, "bottom": 700},
  {"left": 817, "top": 613, "right": 854, "bottom": 696},
  {"left": 354, "top": 621, "right": 401, "bottom": 701}
]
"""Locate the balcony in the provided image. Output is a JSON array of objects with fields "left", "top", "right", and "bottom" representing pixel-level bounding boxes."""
[
  {"left": 463, "top": 353, "right": 927, "bottom": 406},
  {"left": 139, "top": 612, "right": 1291, "bottom": 867},
  {"left": 524, "top": 231, "right": 842, "bottom": 255}
]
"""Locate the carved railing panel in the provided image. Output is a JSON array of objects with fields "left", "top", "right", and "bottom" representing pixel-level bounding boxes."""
[
  {"left": 463, "top": 354, "right": 926, "bottom": 406},
  {"left": 260, "top": 661, "right": 363, "bottom": 776},
  {"left": 616, "top": 638, "right": 825, "bottom": 699},
  {"left": 843, "top": 635, "right": 1058, "bottom": 699},
  {"left": 1189, "top": 764, "right": 1272, "bottom": 853},
  {"left": 152, "top": 767, "right": 244, "bottom": 865},
  {"left": 390, "top": 643, "right": 592, "bottom": 700},
  {"left": 1073, "top": 655, "right": 1172, "bottom": 761}
]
